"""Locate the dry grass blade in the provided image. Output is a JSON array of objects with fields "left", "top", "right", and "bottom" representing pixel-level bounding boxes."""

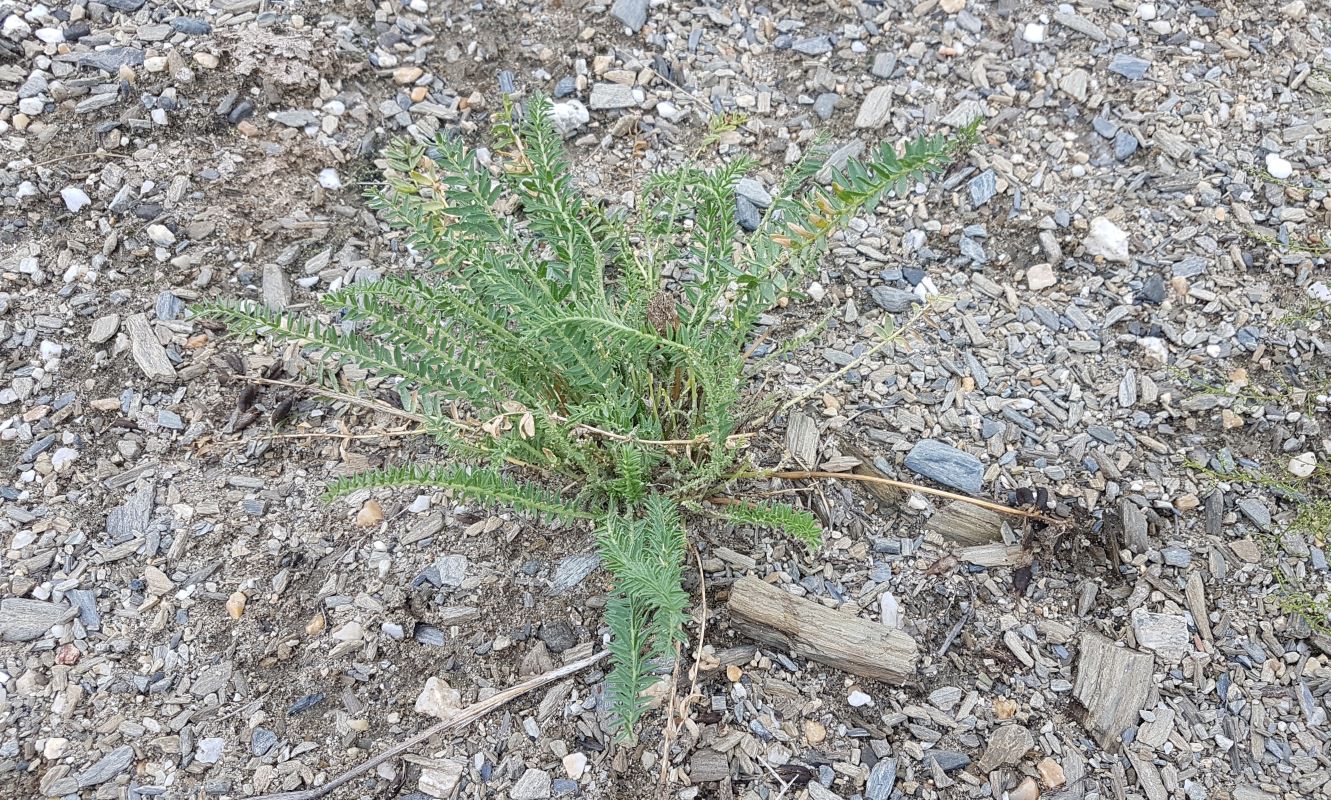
[{"left": 766, "top": 470, "right": 1059, "bottom": 524}]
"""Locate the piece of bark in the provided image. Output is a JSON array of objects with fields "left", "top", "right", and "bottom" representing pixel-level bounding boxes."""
[
  {"left": 839, "top": 439, "right": 905, "bottom": 506},
  {"left": 1184, "top": 571, "right": 1212, "bottom": 642},
  {"left": 1074, "top": 632, "right": 1153, "bottom": 749},
  {"left": 726, "top": 576, "right": 917, "bottom": 683},
  {"left": 688, "top": 749, "right": 729, "bottom": 783},
  {"left": 786, "top": 412, "right": 819, "bottom": 467},
  {"left": 926, "top": 500, "right": 1005, "bottom": 545},
  {"left": 957, "top": 543, "right": 1029, "bottom": 567}
]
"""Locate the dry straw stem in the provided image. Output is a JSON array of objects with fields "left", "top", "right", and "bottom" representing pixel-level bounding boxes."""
[
  {"left": 766, "top": 470, "right": 1060, "bottom": 525},
  {"left": 242, "top": 376, "right": 755, "bottom": 449},
  {"left": 244, "top": 649, "right": 608, "bottom": 800}
]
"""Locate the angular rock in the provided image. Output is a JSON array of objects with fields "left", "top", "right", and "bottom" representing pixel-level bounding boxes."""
[
  {"left": 125, "top": 314, "right": 177, "bottom": 382},
  {"left": 419, "top": 760, "right": 465, "bottom": 798},
  {"left": 1108, "top": 54, "right": 1151, "bottom": 80},
  {"left": 415, "top": 676, "right": 462, "bottom": 720},
  {"left": 588, "top": 83, "right": 637, "bottom": 110},
  {"left": 1083, "top": 216, "right": 1130, "bottom": 263},
  {"left": 107, "top": 484, "right": 154, "bottom": 538},
  {"left": 854, "top": 86, "right": 893, "bottom": 129},
  {"left": 1074, "top": 632, "right": 1153, "bottom": 749},
  {"left": 262, "top": 263, "right": 291, "bottom": 310},
  {"left": 77, "top": 745, "right": 134, "bottom": 787},
  {"left": 1130, "top": 608, "right": 1188, "bottom": 662},
  {"left": 869, "top": 286, "right": 920, "bottom": 313},
  {"left": 1120, "top": 500, "right": 1148, "bottom": 553},
  {"left": 976, "top": 724, "right": 1033, "bottom": 771},
  {"left": 511, "top": 768, "right": 552, "bottom": 800},
  {"left": 904, "top": 440, "right": 983, "bottom": 495},
  {"left": 865, "top": 757, "right": 897, "bottom": 800},
  {"left": 968, "top": 169, "right": 996, "bottom": 208},
  {"left": 0, "top": 598, "right": 74, "bottom": 641},
  {"left": 547, "top": 100, "right": 589, "bottom": 136},
  {"left": 609, "top": 0, "right": 647, "bottom": 32},
  {"left": 549, "top": 553, "right": 599, "bottom": 595}
]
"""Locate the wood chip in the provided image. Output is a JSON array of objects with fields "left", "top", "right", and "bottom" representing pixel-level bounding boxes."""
[{"left": 727, "top": 576, "right": 918, "bottom": 683}]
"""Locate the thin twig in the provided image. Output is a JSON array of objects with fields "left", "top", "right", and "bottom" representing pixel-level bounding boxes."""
[
  {"left": 25, "top": 150, "right": 132, "bottom": 170},
  {"left": 244, "top": 650, "right": 608, "bottom": 800},
  {"left": 242, "top": 376, "right": 753, "bottom": 448},
  {"left": 765, "top": 470, "right": 1059, "bottom": 525},
  {"left": 208, "top": 428, "right": 427, "bottom": 448},
  {"left": 937, "top": 607, "right": 972, "bottom": 657},
  {"left": 245, "top": 376, "right": 431, "bottom": 424}
]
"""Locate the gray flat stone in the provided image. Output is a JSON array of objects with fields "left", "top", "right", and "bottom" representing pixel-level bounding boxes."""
[
  {"left": 869, "top": 286, "right": 919, "bottom": 313},
  {"left": 588, "top": 83, "right": 637, "bottom": 110},
  {"left": 0, "top": 598, "right": 74, "bottom": 642},
  {"left": 904, "top": 440, "right": 983, "bottom": 495},
  {"left": 549, "top": 553, "right": 599, "bottom": 595},
  {"left": 854, "top": 86, "right": 893, "bottom": 128},
  {"left": 609, "top": 0, "right": 647, "bottom": 32},
  {"left": 263, "top": 263, "right": 291, "bottom": 310},
  {"left": 77, "top": 745, "right": 135, "bottom": 787},
  {"left": 107, "top": 484, "right": 154, "bottom": 538},
  {"left": 125, "top": 313, "right": 177, "bottom": 382},
  {"left": 510, "top": 768, "right": 552, "bottom": 800},
  {"left": 1108, "top": 54, "right": 1151, "bottom": 80}
]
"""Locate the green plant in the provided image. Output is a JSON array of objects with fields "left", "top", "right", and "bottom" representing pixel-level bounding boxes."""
[{"left": 197, "top": 94, "right": 972, "bottom": 737}]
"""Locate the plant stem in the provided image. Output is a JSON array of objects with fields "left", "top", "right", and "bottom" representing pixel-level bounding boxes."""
[{"left": 758, "top": 470, "right": 1060, "bottom": 524}]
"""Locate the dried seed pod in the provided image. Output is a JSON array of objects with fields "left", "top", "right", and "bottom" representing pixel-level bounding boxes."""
[
  {"left": 271, "top": 396, "right": 294, "bottom": 425},
  {"left": 220, "top": 352, "right": 244, "bottom": 374},
  {"left": 236, "top": 384, "right": 258, "bottom": 414},
  {"left": 262, "top": 360, "right": 285, "bottom": 380},
  {"left": 231, "top": 410, "right": 260, "bottom": 433}
]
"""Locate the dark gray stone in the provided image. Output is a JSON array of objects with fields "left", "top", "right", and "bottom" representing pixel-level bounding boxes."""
[
  {"left": 251, "top": 728, "right": 278, "bottom": 757},
  {"left": 904, "top": 440, "right": 983, "bottom": 495},
  {"left": 735, "top": 195, "right": 760, "bottom": 232},
  {"left": 1138, "top": 274, "right": 1166, "bottom": 304},
  {"left": 553, "top": 76, "right": 576, "bottom": 98},
  {"left": 539, "top": 620, "right": 577, "bottom": 653},
  {"left": 923, "top": 750, "right": 970, "bottom": 772},
  {"left": 21, "top": 434, "right": 56, "bottom": 463}
]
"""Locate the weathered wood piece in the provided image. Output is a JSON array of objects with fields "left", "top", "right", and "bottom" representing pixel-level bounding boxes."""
[
  {"left": 786, "top": 412, "right": 819, "bottom": 467},
  {"left": 726, "top": 576, "right": 918, "bottom": 683},
  {"left": 926, "top": 500, "right": 1004, "bottom": 545},
  {"left": 957, "top": 543, "right": 1029, "bottom": 567},
  {"left": 1074, "top": 632, "right": 1154, "bottom": 749}
]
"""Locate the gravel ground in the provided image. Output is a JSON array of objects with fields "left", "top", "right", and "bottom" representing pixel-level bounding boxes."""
[{"left": 1, "top": 0, "right": 1329, "bottom": 799}]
